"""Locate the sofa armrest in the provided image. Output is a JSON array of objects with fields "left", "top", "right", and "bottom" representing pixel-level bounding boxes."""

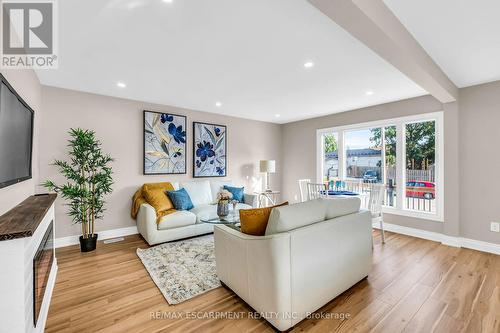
[
  {"left": 214, "top": 225, "right": 293, "bottom": 331},
  {"left": 243, "top": 193, "right": 258, "bottom": 207},
  {"left": 136, "top": 203, "right": 158, "bottom": 245}
]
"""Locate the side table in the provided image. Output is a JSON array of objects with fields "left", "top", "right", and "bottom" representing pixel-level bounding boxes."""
[{"left": 254, "top": 191, "right": 280, "bottom": 207}]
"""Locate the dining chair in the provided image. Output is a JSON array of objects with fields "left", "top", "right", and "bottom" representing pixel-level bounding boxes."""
[
  {"left": 307, "top": 183, "right": 327, "bottom": 200},
  {"left": 298, "top": 179, "right": 311, "bottom": 202},
  {"left": 367, "top": 184, "right": 386, "bottom": 243}
]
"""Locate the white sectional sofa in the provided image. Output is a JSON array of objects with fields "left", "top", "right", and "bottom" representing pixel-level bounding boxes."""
[
  {"left": 137, "top": 180, "right": 258, "bottom": 245},
  {"left": 214, "top": 197, "right": 372, "bottom": 331}
]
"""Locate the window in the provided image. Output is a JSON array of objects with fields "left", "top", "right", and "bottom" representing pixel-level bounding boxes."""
[
  {"left": 405, "top": 120, "right": 436, "bottom": 213},
  {"left": 317, "top": 112, "right": 443, "bottom": 221},
  {"left": 320, "top": 133, "right": 339, "bottom": 182},
  {"left": 384, "top": 126, "right": 397, "bottom": 207},
  {"left": 344, "top": 128, "right": 382, "bottom": 183}
]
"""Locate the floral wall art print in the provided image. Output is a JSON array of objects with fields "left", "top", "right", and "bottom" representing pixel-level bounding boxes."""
[
  {"left": 193, "top": 122, "right": 227, "bottom": 177},
  {"left": 144, "top": 111, "right": 186, "bottom": 174}
]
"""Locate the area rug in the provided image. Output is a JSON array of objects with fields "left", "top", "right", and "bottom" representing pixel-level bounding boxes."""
[{"left": 136, "top": 234, "right": 221, "bottom": 304}]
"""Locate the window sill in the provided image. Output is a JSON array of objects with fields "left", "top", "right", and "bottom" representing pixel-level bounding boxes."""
[{"left": 382, "top": 206, "right": 444, "bottom": 222}]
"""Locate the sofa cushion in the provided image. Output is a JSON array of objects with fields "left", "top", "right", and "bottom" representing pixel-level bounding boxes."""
[
  {"left": 265, "top": 199, "right": 327, "bottom": 235},
  {"left": 209, "top": 180, "right": 233, "bottom": 204},
  {"left": 239, "top": 202, "right": 289, "bottom": 236},
  {"left": 224, "top": 185, "right": 244, "bottom": 203},
  {"left": 142, "top": 182, "right": 175, "bottom": 212},
  {"left": 325, "top": 196, "right": 361, "bottom": 219},
  {"left": 157, "top": 210, "right": 197, "bottom": 230},
  {"left": 180, "top": 180, "right": 213, "bottom": 206},
  {"left": 190, "top": 203, "right": 252, "bottom": 223},
  {"left": 166, "top": 188, "right": 194, "bottom": 210},
  {"left": 190, "top": 204, "right": 218, "bottom": 222}
]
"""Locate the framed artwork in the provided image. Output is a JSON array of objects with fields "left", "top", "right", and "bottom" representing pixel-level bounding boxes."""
[
  {"left": 193, "top": 122, "right": 227, "bottom": 177},
  {"left": 143, "top": 110, "right": 187, "bottom": 175}
]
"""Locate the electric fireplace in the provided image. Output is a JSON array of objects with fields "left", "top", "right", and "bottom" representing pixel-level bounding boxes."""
[{"left": 33, "top": 221, "right": 54, "bottom": 326}]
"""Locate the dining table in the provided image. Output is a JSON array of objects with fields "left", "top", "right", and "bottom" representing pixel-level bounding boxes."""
[{"left": 323, "top": 189, "right": 370, "bottom": 209}]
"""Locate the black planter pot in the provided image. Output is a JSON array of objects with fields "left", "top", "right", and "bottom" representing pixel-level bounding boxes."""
[{"left": 79, "top": 234, "right": 98, "bottom": 252}]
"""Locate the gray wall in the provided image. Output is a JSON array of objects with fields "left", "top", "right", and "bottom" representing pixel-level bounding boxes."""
[
  {"left": 39, "top": 86, "right": 282, "bottom": 238},
  {"left": 459, "top": 81, "right": 500, "bottom": 244}
]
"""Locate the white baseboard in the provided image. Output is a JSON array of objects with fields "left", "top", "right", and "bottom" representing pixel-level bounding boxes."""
[
  {"left": 374, "top": 222, "right": 500, "bottom": 255},
  {"left": 440, "top": 234, "right": 462, "bottom": 248},
  {"left": 376, "top": 222, "right": 444, "bottom": 243},
  {"left": 461, "top": 237, "right": 500, "bottom": 255},
  {"left": 55, "top": 226, "right": 139, "bottom": 248}
]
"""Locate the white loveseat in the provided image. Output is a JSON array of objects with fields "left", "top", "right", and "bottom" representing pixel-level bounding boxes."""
[
  {"left": 137, "top": 180, "right": 257, "bottom": 245},
  {"left": 214, "top": 197, "right": 372, "bottom": 331}
]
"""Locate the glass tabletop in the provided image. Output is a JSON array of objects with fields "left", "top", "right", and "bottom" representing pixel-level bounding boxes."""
[{"left": 199, "top": 215, "right": 240, "bottom": 224}]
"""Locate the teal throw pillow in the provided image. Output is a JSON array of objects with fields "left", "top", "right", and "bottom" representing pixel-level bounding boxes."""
[
  {"left": 223, "top": 185, "right": 244, "bottom": 203},
  {"left": 166, "top": 188, "right": 194, "bottom": 210}
]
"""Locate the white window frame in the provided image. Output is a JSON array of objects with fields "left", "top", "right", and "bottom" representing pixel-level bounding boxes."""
[{"left": 317, "top": 111, "right": 444, "bottom": 222}]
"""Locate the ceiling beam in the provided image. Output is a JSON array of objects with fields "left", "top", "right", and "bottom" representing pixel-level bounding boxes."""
[{"left": 308, "top": 0, "right": 458, "bottom": 102}]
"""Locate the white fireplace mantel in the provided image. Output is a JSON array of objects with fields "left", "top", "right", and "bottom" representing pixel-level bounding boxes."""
[{"left": 0, "top": 195, "right": 58, "bottom": 333}]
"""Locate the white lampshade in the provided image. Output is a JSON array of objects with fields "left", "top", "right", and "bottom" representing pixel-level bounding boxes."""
[{"left": 260, "top": 160, "right": 276, "bottom": 173}]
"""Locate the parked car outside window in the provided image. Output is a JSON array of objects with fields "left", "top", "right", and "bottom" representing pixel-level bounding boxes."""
[
  {"left": 363, "top": 170, "right": 378, "bottom": 183},
  {"left": 406, "top": 180, "right": 435, "bottom": 199}
]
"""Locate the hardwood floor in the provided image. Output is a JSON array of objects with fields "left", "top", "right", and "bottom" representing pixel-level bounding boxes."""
[{"left": 45, "top": 231, "right": 500, "bottom": 333}]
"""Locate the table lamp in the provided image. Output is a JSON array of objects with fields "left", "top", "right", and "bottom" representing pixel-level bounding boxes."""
[{"left": 260, "top": 160, "right": 276, "bottom": 192}]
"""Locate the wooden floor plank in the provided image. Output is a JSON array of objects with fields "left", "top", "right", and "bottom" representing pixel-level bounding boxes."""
[
  {"left": 402, "top": 297, "right": 447, "bottom": 333},
  {"left": 45, "top": 231, "right": 500, "bottom": 333},
  {"left": 372, "top": 284, "right": 434, "bottom": 333}
]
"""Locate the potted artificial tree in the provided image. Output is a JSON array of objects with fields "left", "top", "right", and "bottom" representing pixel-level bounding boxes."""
[{"left": 44, "top": 128, "right": 113, "bottom": 252}]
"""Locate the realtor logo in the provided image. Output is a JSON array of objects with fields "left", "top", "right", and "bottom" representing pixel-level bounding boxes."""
[{"left": 1, "top": 0, "right": 58, "bottom": 68}]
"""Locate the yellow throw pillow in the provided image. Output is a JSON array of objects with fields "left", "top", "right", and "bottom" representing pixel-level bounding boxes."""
[
  {"left": 142, "top": 182, "right": 175, "bottom": 212},
  {"left": 239, "top": 202, "right": 289, "bottom": 236}
]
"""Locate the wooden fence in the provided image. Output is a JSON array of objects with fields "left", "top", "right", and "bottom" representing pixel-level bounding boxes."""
[
  {"left": 406, "top": 167, "right": 435, "bottom": 182},
  {"left": 344, "top": 166, "right": 436, "bottom": 182},
  {"left": 327, "top": 165, "right": 435, "bottom": 183},
  {"left": 386, "top": 165, "right": 435, "bottom": 182}
]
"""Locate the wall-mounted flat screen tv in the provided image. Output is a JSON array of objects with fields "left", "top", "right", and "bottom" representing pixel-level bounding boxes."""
[{"left": 0, "top": 74, "right": 34, "bottom": 189}]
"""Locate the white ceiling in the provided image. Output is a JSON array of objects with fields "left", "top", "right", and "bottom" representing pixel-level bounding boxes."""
[
  {"left": 383, "top": 0, "right": 500, "bottom": 88},
  {"left": 37, "top": 0, "right": 427, "bottom": 124}
]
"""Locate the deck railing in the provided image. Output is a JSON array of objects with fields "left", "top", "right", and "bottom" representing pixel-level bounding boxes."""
[{"left": 329, "top": 180, "right": 435, "bottom": 213}]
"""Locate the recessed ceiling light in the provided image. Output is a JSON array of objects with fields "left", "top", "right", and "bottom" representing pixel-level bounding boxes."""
[
  {"left": 304, "top": 61, "right": 315, "bottom": 69},
  {"left": 215, "top": 102, "right": 222, "bottom": 107},
  {"left": 275, "top": 114, "right": 281, "bottom": 118},
  {"left": 162, "top": 0, "right": 173, "bottom": 3},
  {"left": 365, "top": 90, "right": 374, "bottom": 96},
  {"left": 117, "top": 82, "right": 126, "bottom": 88}
]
